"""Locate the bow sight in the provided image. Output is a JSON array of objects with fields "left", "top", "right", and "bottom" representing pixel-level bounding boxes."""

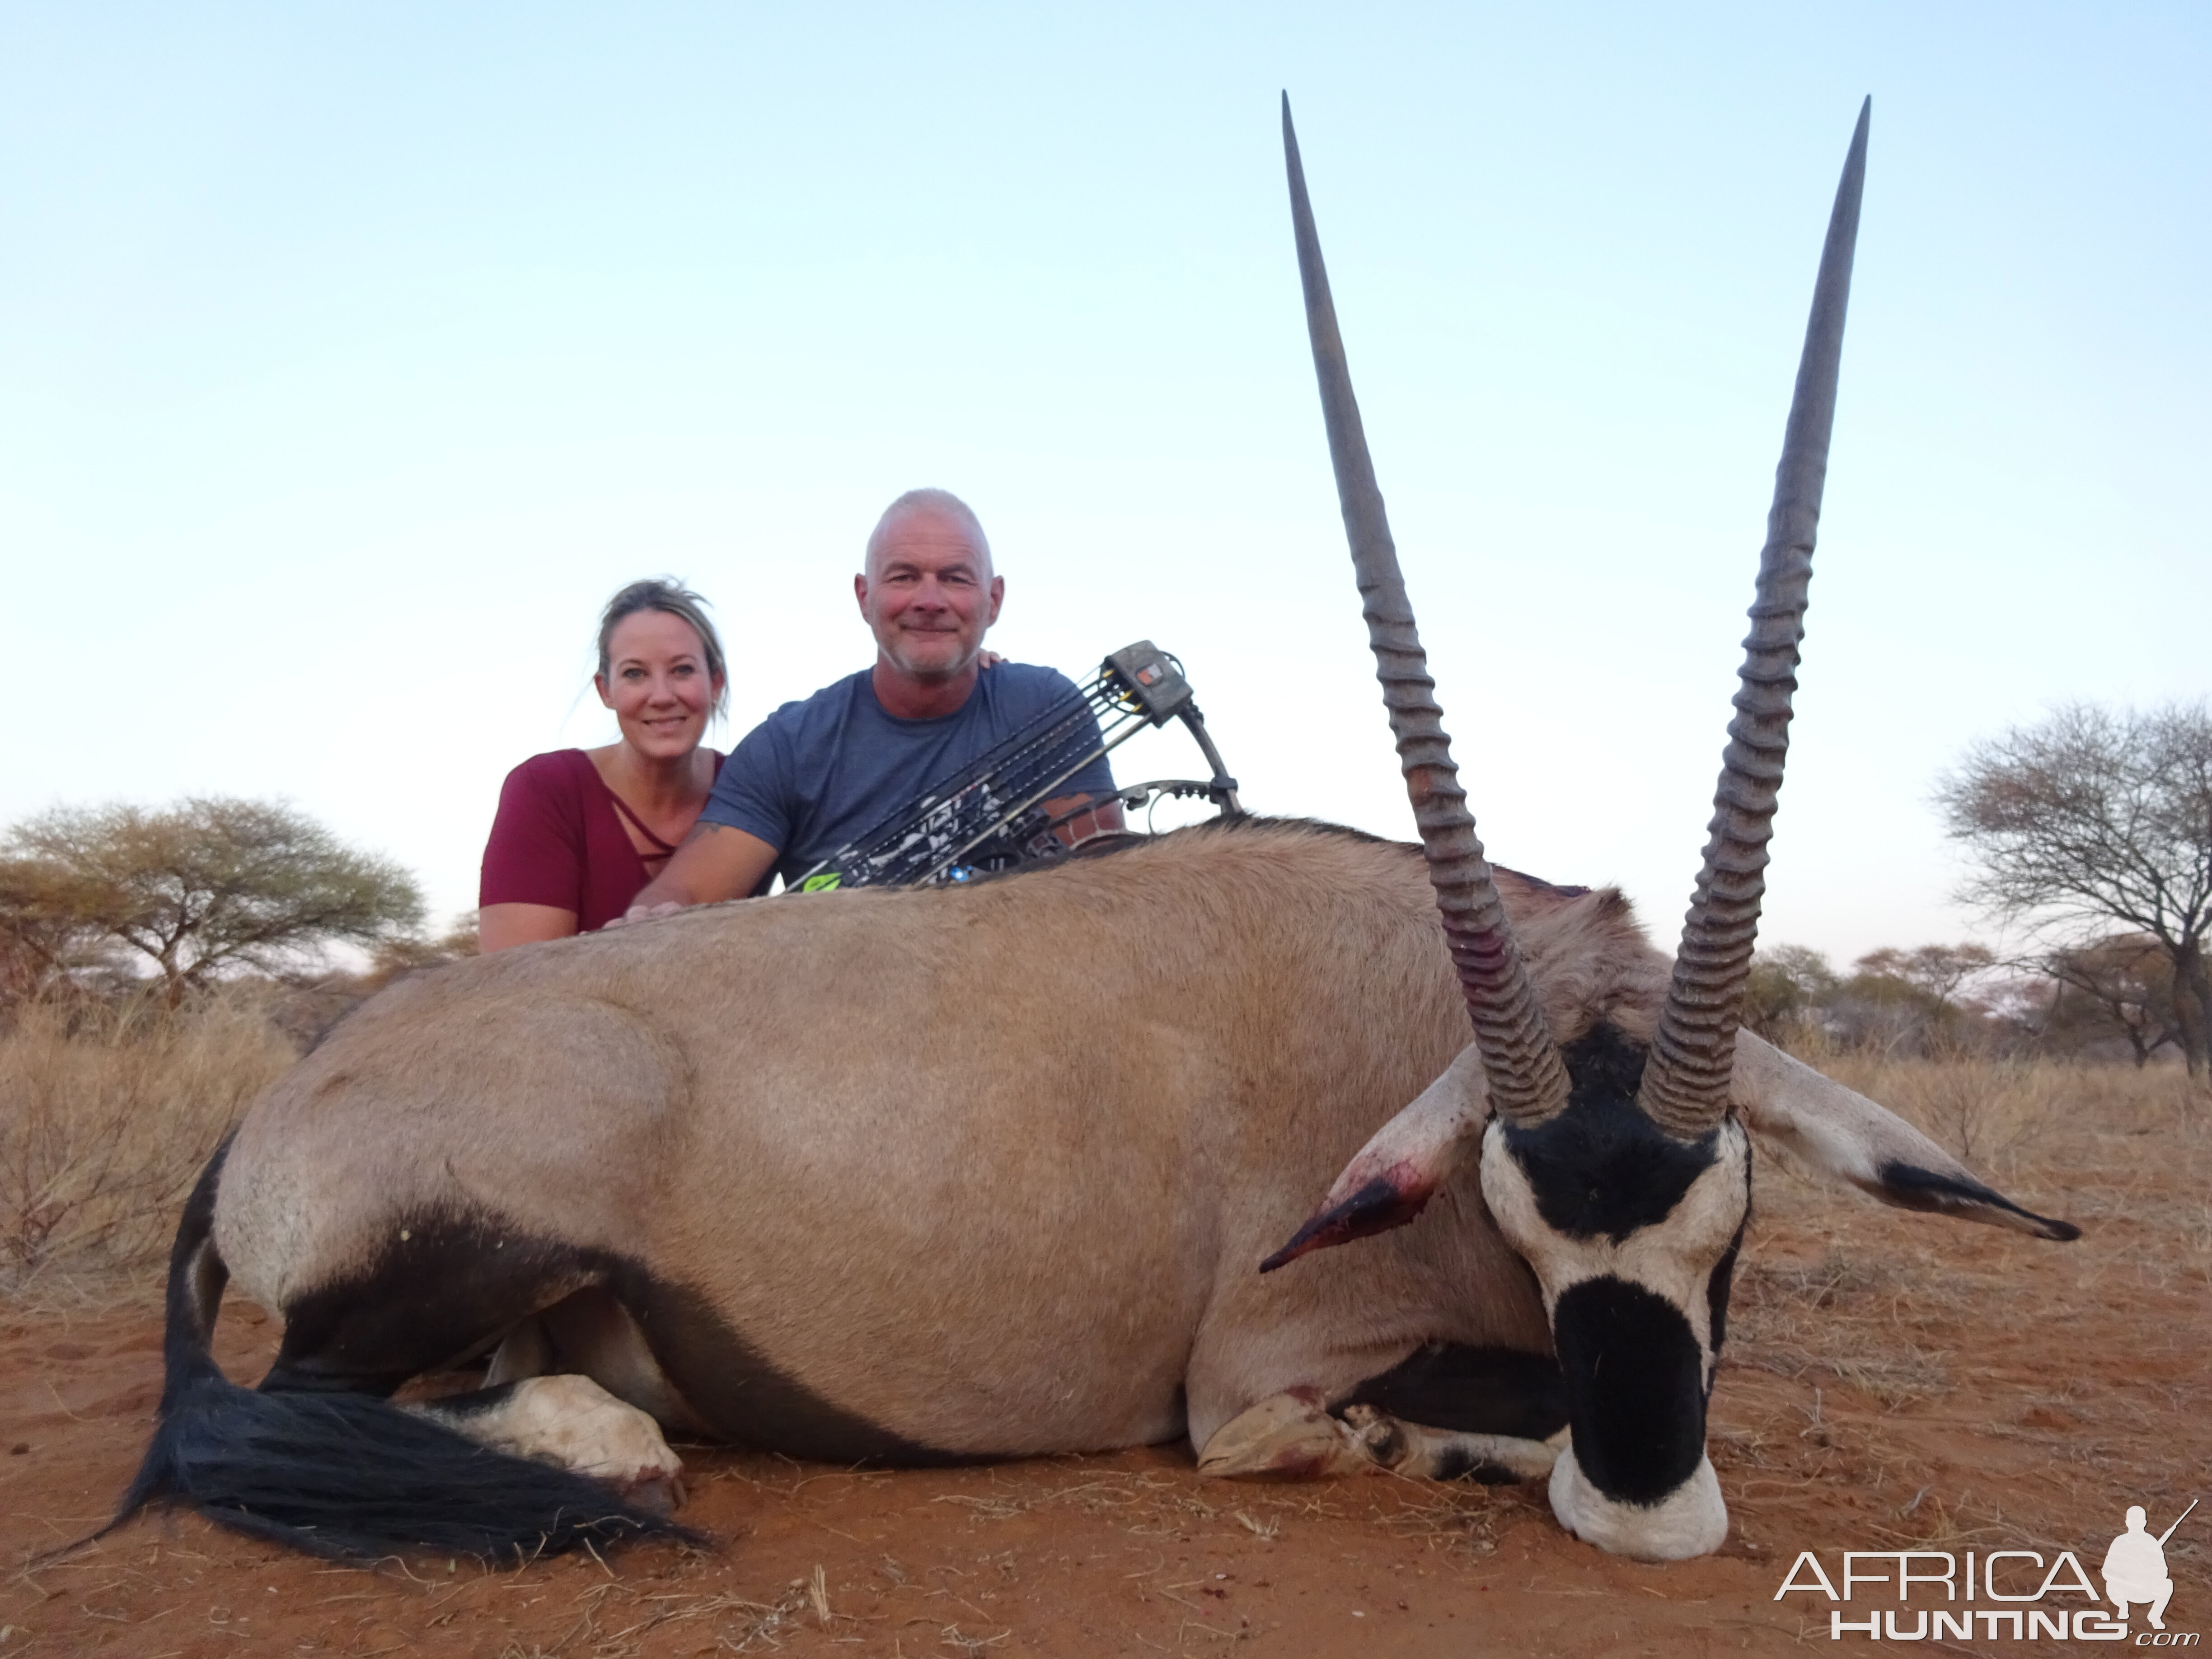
[{"left": 793, "top": 641, "right": 1242, "bottom": 891}]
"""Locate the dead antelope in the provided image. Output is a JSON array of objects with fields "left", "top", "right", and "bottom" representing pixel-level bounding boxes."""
[{"left": 110, "top": 96, "right": 2074, "bottom": 1567}]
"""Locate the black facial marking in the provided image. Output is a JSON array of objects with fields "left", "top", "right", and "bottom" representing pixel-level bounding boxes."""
[
  {"left": 1550, "top": 1275, "right": 1707, "bottom": 1504},
  {"left": 1874, "top": 1162, "right": 2082, "bottom": 1242},
  {"left": 1501, "top": 1026, "right": 1720, "bottom": 1243},
  {"left": 1334, "top": 1342, "right": 1567, "bottom": 1442},
  {"left": 1705, "top": 1218, "right": 1746, "bottom": 1365},
  {"left": 265, "top": 1207, "right": 959, "bottom": 1464}
]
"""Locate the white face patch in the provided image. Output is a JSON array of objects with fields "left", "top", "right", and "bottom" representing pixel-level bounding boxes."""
[
  {"left": 1551, "top": 1443, "right": 1730, "bottom": 1561},
  {"left": 1479, "top": 1117, "right": 1749, "bottom": 1372},
  {"left": 1480, "top": 1114, "right": 1750, "bottom": 1559}
]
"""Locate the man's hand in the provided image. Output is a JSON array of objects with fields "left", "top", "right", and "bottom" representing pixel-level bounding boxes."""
[
  {"left": 605, "top": 900, "right": 685, "bottom": 929},
  {"left": 1042, "top": 793, "right": 1126, "bottom": 848},
  {"left": 609, "top": 821, "right": 782, "bottom": 926}
]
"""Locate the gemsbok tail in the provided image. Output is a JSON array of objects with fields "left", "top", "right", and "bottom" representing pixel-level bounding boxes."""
[{"left": 105, "top": 1142, "right": 696, "bottom": 1564}]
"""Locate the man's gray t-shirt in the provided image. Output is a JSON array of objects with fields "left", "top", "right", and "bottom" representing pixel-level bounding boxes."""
[{"left": 700, "top": 663, "right": 1117, "bottom": 890}]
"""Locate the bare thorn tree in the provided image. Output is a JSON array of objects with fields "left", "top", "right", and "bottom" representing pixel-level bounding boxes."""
[
  {"left": 2, "top": 798, "right": 426, "bottom": 1008},
  {"left": 2039, "top": 933, "right": 2181, "bottom": 1068},
  {"left": 1936, "top": 702, "right": 2212, "bottom": 1078}
]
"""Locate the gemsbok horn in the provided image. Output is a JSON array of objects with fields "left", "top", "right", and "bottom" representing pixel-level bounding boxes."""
[
  {"left": 1279, "top": 90, "right": 1571, "bottom": 1132},
  {"left": 1638, "top": 101, "right": 1870, "bottom": 1140}
]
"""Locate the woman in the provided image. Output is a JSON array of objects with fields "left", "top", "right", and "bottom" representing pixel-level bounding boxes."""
[{"left": 478, "top": 580, "right": 729, "bottom": 951}]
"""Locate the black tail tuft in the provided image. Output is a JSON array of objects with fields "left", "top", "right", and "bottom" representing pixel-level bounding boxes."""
[
  {"left": 120, "top": 1369, "right": 698, "bottom": 1562},
  {"left": 108, "top": 1144, "right": 701, "bottom": 1565}
]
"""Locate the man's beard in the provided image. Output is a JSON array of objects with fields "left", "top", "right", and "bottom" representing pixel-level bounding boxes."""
[{"left": 883, "top": 632, "right": 976, "bottom": 682}]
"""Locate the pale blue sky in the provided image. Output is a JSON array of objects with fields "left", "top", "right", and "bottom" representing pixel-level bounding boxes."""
[{"left": 3, "top": 4, "right": 2204, "bottom": 963}]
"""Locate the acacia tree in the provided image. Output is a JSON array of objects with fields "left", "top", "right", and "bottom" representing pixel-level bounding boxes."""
[
  {"left": 1853, "top": 943, "right": 1998, "bottom": 1011},
  {"left": 2039, "top": 933, "right": 2180, "bottom": 1068},
  {"left": 1936, "top": 702, "right": 2212, "bottom": 1078},
  {"left": 1840, "top": 942, "right": 2003, "bottom": 1054},
  {"left": 1743, "top": 944, "right": 1842, "bottom": 1040},
  {"left": 1, "top": 798, "right": 425, "bottom": 1007},
  {"left": 0, "top": 857, "right": 114, "bottom": 1001}
]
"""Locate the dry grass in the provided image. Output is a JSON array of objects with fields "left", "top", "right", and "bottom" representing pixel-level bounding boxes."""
[
  {"left": 1755, "top": 1038, "right": 2211, "bottom": 1312},
  {"left": 0, "top": 989, "right": 297, "bottom": 1286},
  {"left": 1791, "top": 1033, "right": 2203, "bottom": 1174},
  {"left": 1719, "top": 1043, "right": 2211, "bottom": 1555}
]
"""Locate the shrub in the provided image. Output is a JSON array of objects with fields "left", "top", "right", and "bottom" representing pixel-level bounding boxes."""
[{"left": 0, "top": 989, "right": 297, "bottom": 1281}]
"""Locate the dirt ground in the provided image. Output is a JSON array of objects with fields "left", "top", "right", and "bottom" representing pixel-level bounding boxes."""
[{"left": 3, "top": 1071, "right": 2205, "bottom": 1658}]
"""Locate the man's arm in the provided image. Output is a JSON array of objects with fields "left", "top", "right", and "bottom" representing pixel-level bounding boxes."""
[
  {"left": 1041, "top": 792, "right": 1125, "bottom": 847},
  {"left": 620, "top": 821, "right": 781, "bottom": 920}
]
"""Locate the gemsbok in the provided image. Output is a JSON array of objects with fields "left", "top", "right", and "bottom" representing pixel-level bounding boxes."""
[{"left": 111, "top": 95, "right": 2077, "bottom": 1567}]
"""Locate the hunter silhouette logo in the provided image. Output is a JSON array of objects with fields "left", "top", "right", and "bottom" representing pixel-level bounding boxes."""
[
  {"left": 2106, "top": 1501, "right": 2195, "bottom": 1632},
  {"left": 1774, "top": 1495, "right": 2200, "bottom": 1642}
]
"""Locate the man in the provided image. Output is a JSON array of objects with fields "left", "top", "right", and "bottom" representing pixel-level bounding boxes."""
[
  {"left": 2102, "top": 1505, "right": 2176, "bottom": 1630},
  {"left": 622, "top": 488, "right": 1117, "bottom": 917}
]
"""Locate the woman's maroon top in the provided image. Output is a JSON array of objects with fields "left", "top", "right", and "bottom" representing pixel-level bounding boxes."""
[{"left": 479, "top": 748, "right": 725, "bottom": 933}]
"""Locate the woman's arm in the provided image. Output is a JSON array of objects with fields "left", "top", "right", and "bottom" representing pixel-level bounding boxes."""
[
  {"left": 480, "top": 755, "right": 592, "bottom": 949},
  {"left": 478, "top": 901, "right": 581, "bottom": 953}
]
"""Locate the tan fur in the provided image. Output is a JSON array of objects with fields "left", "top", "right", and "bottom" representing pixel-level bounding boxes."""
[{"left": 214, "top": 820, "right": 1671, "bottom": 1459}]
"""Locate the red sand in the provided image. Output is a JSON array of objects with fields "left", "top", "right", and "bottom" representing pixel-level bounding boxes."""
[{"left": 4, "top": 1137, "right": 2205, "bottom": 1657}]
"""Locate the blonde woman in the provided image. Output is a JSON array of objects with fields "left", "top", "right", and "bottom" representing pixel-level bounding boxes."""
[{"left": 478, "top": 580, "right": 728, "bottom": 951}]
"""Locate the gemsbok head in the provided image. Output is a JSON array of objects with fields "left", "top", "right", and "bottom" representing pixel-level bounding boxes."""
[{"left": 1269, "top": 96, "right": 1969, "bottom": 1558}]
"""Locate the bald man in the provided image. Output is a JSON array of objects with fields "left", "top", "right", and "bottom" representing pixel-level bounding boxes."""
[{"left": 622, "top": 488, "right": 1117, "bottom": 915}]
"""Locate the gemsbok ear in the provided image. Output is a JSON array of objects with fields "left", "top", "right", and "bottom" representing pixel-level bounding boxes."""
[
  {"left": 1730, "top": 1033, "right": 2081, "bottom": 1241},
  {"left": 1261, "top": 1045, "right": 1488, "bottom": 1271}
]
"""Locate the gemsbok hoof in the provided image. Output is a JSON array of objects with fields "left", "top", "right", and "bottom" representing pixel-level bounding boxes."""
[
  {"left": 419, "top": 1375, "right": 689, "bottom": 1513},
  {"left": 1197, "top": 1389, "right": 1368, "bottom": 1480},
  {"left": 614, "top": 1468, "right": 686, "bottom": 1516}
]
